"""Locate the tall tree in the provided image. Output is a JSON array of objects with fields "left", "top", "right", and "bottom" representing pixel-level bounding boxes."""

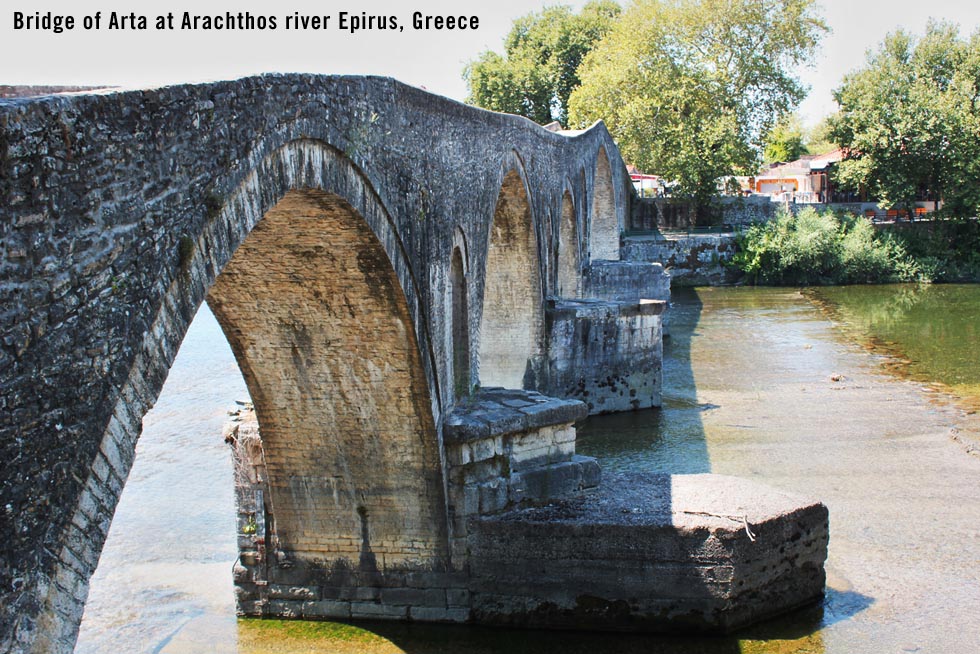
[
  {"left": 830, "top": 22, "right": 980, "bottom": 216},
  {"left": 464, "top": 1, "right": 621, "bottom": 126},
  {"left": 568, "top": 0, "right": 827, "bottom": 212},
  {"left": 764, "top": 113, "right": 809, "bottom": 163}
]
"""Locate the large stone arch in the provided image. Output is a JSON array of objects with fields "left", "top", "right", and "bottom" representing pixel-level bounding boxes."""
[
  {"left": 207, "top": 189, "right": 447, "bottom": 565},
  {"left": 590, "top": 146, "right": 620, "bottom": 261},
  {"left": 31, "top": 139, "right": 448, "bottom": 653},
  {"left": 478, "top": 163, "right": 544, "bottom": 389},
  {"left": 556, "top": 186, "right": 580, "bottom": 298}
]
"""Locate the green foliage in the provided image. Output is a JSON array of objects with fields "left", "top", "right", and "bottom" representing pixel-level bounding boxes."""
[
  {"left": 764, "top": 113, "right": 809, "bottom": 163},
  {"left": 463, "top": 1, "right": 621, "bottom": 126},
  {"left": 805, "top": 114, "right": 837, "bottom": 156},
  {"left": 733, "top": 207, "right": 920, "bottom": 285},
  {"left": 886, "top": 219, "right": 980, "bottom": 282},
  {"left": 568, "top": 0, "right": 827, "bottom": 213},
  {"left": 830, "top": 22, "right": 980, "bottom": 217}
]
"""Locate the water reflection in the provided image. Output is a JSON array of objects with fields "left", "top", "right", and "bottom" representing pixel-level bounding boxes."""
[{"left": 806, "top": 284, "right": 980, "bottom": 405}]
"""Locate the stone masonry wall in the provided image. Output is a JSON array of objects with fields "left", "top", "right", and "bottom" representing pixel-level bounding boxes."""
[
  {"left": 478, "top": 169, "right": 544, "bottom": 389},
  {"left": 207, "top": 190, "right": 448, "bottom": 566},
  {"left": 544, "top": 300, "right": 665, "bottom": 414},
  {"left": 225, "top": 389, "right": 598, "bottom": 624},
  {"left": 624, "top": 234, "right": 739, "bottom": 286},
  {"left": 589, "top": 147, "right": 621, "bottom": 261}
]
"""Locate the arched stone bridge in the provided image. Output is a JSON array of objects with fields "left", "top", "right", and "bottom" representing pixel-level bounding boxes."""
[{"left": 0, "top": 75, "right": 826, "bottom": 653}]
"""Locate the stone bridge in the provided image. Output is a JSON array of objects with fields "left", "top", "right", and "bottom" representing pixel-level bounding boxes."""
[{"left": 0, "top": 75, "right": 826, "bottom": 653}]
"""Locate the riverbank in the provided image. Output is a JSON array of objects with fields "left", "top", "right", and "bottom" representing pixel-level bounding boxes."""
[{"left": 625, "top": 212, "right": 980, "bottom": 287}]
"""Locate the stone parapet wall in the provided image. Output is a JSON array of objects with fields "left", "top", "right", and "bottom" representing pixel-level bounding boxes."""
[{"left": 629, "top": 196, "right": 776, "bottom": 231}]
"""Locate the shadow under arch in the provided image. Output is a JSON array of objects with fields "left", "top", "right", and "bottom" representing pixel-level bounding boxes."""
[
  {"left": 449, "top": 228, "right": 471, "bottom": 401},
  {"left": 477, "top": 159, "right": 544, "bottom": 390},
  {"left": 55, "top": 139, "right": 452, "bottom": 651}
]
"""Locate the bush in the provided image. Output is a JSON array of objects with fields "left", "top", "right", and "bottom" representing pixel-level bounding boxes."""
[
  {"left": 732, "top": 207, "right": 920, "bottom": 285},
  {"left": 885, "top": 220, "right": 980, "bottom": 283}
]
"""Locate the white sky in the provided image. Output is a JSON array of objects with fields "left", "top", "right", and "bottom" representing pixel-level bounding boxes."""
[{"left": 3, "top": 0, "right": 980, "bottom": 128}]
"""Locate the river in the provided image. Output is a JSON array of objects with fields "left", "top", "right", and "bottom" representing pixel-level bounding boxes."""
[{"left": 75, "top": 285, "right": 980, "bottom": 653}]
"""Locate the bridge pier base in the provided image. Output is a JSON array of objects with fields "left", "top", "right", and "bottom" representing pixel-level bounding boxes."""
[{"left": 225, "top": 391, "right": 827, "bottom": 632}]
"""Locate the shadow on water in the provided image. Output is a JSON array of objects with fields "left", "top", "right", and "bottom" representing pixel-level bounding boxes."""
[
  {"left": 577, "top": 286, "right": 712, "bottom": 476},
  {"left": 237, "top": 585, "right": 872, "bottom": 654},
  {"left": 571, "top": 287, "right": 874, "bottom": 654}
]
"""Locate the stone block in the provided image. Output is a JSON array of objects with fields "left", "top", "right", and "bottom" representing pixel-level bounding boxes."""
[
  {"left": 446, "top": 588, "right": 471, "bottom": 607},
  {"left": 350, "top": 602, "right": 409, "bottom": 619},
  {"left": 302, "top": 600, "right": 351, "bottom": 619},
  {"left": 265, "top": 599, "right": 303, "bottom": 618},
  {"left": 268, "top": 584, "right": 319, "bottom": 601},
  {"left": 409, "top": 606, "right": 471, "bottom": 622}
]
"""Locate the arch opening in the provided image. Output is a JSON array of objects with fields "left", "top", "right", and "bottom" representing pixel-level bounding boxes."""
[
  {"left": 557, "top": 190, "right": 580, "bottom": 298},
  {"left": 478, "top": 168, "right": 543, "bottom": 389},
  {"left": 450, "top": 247, "right": 470, "bottom": 400},
  {"left": 207, "top": 189, "right": 448, "bottom": 567},
  {"left": 590, "top": 147, "right": 620, "bottom": 261}
]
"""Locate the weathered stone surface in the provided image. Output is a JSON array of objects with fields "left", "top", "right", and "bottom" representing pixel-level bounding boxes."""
[
  {"left": 443, "top": 388, "right": 588, "bottom": 443},
  {"left": 582, "top": 261, "right": 670, "bottom": 303},
  {"left": 0, "top": 75, "right": 646, "bottom": 653},
  {"left": 624, "top": 234, "right": 738, "bottom": 286},
  {"left": 0, "top": 75, "right": 826, "bottom": 652},
  {"left": 469, "top": 473, "right": 829, "bottom": 633},
  {"left": 544, "top": 299, "right": 665, "bottom": 414}
]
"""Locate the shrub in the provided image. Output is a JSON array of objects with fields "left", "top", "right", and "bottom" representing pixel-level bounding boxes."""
[{"left": 733, "top": 207, "right": 919, "bottom": 285}]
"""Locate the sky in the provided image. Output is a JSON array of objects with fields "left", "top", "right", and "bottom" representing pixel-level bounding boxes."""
[{"left": 3, "top": 0, "right": 980, "bottom": 128}]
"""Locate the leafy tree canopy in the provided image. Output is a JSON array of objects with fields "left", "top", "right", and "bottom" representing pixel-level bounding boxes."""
[
  {"left": 568, "top": 0, "right": 827, "bottom": 209},
  {"left": 463, "top": 1, "right": 621, "bottom": 126},
  {"left": 764, "top": 113, "right": 809, "bottom": 163},
  {"left": 805, "top": 114, "right": 837, "bottom": 156},
  {"left": 830, "top": 22, "right": 980, "bottom": 216}
]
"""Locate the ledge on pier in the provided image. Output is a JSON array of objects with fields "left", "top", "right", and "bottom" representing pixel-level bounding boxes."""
[{"left": 443, "top": 388, "right": 599, "bottom": 560}]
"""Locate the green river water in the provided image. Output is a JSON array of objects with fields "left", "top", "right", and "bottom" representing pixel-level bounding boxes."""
[{"left": 76, "top": 284, "right": 980, "bottom": 654}]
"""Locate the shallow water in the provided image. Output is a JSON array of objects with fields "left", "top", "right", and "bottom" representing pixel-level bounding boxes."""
[
  {"left": 76, "top": 287, "right": 980, "bottom": 653},
  {"left": 806, "top": 284, "right": 980, "bottom": 408}
]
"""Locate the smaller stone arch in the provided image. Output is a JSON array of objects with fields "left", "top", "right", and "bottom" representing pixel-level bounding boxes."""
[
  {"left": 478, "top": 164, "right": 544, "bottom": 389},
  {"left": 556, "top": 186, "right": 581, "bottom": 298},
  {"left": 590, "top": 146, "right": 620, "bottom": 261},
  {"left": 450, "top": 228, "right": 471, "bottom": 400}
]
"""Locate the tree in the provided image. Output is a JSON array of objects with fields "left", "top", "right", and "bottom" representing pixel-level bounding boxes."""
[
  {"left": 805, "top": 115, "right": 837, "bottom": 156},
  {"left": 463, "top": 1, "right": 621, "bottom": 126},
  {"left": 764, "top": 113, "right": 809, "bottom": 163},
  {"left": 830, "top": 22, "right": 980, "bottom": 217},
  {"left": 568, "top": 0, "right": 827, "bottom": 213}
]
